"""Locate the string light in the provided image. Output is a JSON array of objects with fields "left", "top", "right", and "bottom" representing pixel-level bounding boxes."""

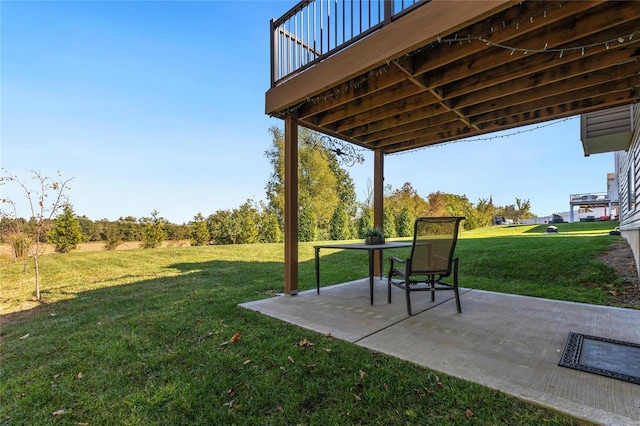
[
  {"left": 388, "top": 117, "right": 577, "bottom": 156},
  {"left": 436, "top": 31, "right": 640, "bottom": 57}
]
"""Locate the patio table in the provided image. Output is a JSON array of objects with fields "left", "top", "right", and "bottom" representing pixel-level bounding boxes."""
[{"left": 314, "top": 241, "right": 412, "bottom": 305}]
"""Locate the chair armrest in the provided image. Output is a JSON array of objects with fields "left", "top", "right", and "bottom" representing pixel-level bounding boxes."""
[{"left": 389, "top": 256, "right": 407, "bottom": 264}]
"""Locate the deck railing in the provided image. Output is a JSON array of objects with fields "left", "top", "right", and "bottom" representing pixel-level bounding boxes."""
[
  {"left": 270, "top": 0, "right": 427, "bottom": 87},
  {"left": 570, "top": 192, "right": 610, "bottom": 204}
]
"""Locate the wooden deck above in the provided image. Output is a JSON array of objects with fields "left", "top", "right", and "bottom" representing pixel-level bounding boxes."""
[{"left": 266, "top": 0, "right": 640, "bottom": 154}]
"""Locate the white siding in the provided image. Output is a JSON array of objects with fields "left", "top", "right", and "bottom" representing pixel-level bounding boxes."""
[{"left": 616, "top": 103, "right": 640, "bottom": 275}]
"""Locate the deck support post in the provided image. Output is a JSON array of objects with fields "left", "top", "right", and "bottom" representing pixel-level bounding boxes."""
[
  {"left": 373, "top": 149, "right": 384, "bottom": 276},
  {"left": 284, "top": 114, "right": 299, "bottom": 295}
]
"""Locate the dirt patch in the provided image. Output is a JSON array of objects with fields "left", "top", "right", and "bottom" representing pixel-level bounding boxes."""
[{"left": 597, "top": 239, "right": 640, "bottom": 309}]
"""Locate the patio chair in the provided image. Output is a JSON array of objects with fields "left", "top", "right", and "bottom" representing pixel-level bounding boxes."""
[{"left": 388, "top": 217, "right": 465, "bottom": 315}]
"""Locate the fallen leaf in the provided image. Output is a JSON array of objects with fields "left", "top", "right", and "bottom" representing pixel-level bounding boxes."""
[
  {"left": 230, "top": 332, "right": 242, "bottom": 343},
  {"left": 280, "top": 366, "right": 287, "bottom": 375},
  {"left": 324, "top": 348, "right": 332, "bottom": 353},
  {"left": 243, "top": 359, "right": 251, "bottom": 365},
  {"left": 276, "top": 404, "right": 284, "bottom": 411},
  {"left": 74, "top": 372, "right": 83, "bottom": 380},
  {"left": 610, "top": 290, "right": 618, "bottom": 296},
  {"left": 298, "top": 338, "right": 314, "bottom": 348},
  {"left": 77, "top": 423, "right": 89, "bottom": 426},
  {"left": 227, "top": 388, "right": 237, "bottom": 397},
  {"left": 359, "top": 370, "right": 366, "bottom": 379},
  {"left": 287, "top": 355, "right": 295, "bottom": 363},
  {"left": 19, "top": 334, "right": 30, "bottom": 340},
  {"left": 465, "top": 408, "right": 474, "bottom": 418},
  {"left": 52, "top": 409, "right": 65, "bottom": 416},
  {"left": 384, "top": 383, "right": 389, "bottom": 391},
  {"left": 304, "top": 363, "right": 317, "bottom": 369},
  {"left": 353, "top": 393, "right": 361, "bottom": 401}
]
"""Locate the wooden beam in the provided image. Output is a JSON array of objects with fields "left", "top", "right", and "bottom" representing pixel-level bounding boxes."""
[
  {"left": 446, "top": 19, "right": 640, "bottom": 106},
  {"left": 381, "top": 92, "right": 638, "bottom": 154},
  {"left": 469, "top": 76, "right": 640, "bottom": 127},
  {"left": 462, "top": 61, "right": 640, "bottom": 126},
  {"left": 315, "top": 81, "right": 424, "bottom": 127},
  {"left": 284, "top": 114, "right": 299, "bottom": 295},
  {"left": 334, "top": 91, "right": 442, "bottom": 134}
]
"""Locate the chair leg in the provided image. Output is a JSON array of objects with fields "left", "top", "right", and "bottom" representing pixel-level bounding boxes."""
[
  {"left": 405, "top": 285, "right": 412, "bottom": 316},
  {"left": 387, "top": 276, "right": 392, "bottom": 304},
  {"left": 430, "top": 276, "right": 435, "bottom": 302},
  {"left": 453, "top": 258, "right": 461, "bottom": 313}
]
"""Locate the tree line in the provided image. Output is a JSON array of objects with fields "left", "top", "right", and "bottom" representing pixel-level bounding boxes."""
[{"left": 2, "top": 126, "right": 535, "bottom": 255}]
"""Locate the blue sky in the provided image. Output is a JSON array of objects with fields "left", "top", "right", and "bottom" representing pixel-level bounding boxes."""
[{"left": 1, "top": 1, "right": 614, "bottom": 224}]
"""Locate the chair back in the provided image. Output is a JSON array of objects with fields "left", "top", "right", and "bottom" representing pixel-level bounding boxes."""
[{"left": 409, "top": 217, "right": 464, "bottom": 275}]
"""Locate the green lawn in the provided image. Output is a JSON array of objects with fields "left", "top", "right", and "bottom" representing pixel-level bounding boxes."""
[{"left": 0, "top": 222, "right": 627, "bottom": 424}]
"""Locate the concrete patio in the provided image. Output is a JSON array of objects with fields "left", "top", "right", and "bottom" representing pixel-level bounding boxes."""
[{"left": 241, "top": 279, "right": 640, "bottom": 425}]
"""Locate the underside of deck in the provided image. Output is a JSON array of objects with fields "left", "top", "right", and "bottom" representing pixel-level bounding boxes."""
[{"left": 266, "top": 0, "right": 640, "bottom": 154}]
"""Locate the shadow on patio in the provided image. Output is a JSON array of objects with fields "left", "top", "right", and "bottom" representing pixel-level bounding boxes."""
[{"left": 242, "top": 279, "right": 640, "bottom": 425}]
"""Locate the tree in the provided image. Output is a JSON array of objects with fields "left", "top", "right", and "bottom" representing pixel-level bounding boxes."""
[
  {"left": 48, "top": 203, "right": 83, "bottom": 253},
  {"left": 473, "top": 197, "right": 495, "bottom": 228},
  {"left": 396, "top": 207, "right": 413, "bottom": 237},
  {"left": 515, "top": 198, "right": 534, "bottom": 220},
  {"left": 259, "top": 209, "right": 282, "bottom": 243},
  {"left": 233, "top": 200, "right": 260, "bottom": 244},
  {"left": 266, "top": 126, "right": 357, "bottom": 241},
  {"left": 425, "top": 191, "right": 448, "bottom": 217},
  {"left": 356, "top": 206, "right": 373, "bottom": 238},
  {"left": 117, "top": 216, "right": 142, "bottom": 241},
  {"left": 385, "top": 182, "right": 428, "bottom": 223},
  {"left": 190, "top": 213, "right": 210, "bottom": 246},
  {"left": 329, "top": 204, "right": 350, "bottom": 240},
  {"left": 328, "top": 156, "right": 357, "bottom": 237},
  {"left": 298, "top": 202, "right": 317, "bottom": 242},
  {"left": 103, "top": 223, "right": 123, "bottom": 250},
  {"left": 0, "top": 169, "right": 73, "bottom": 301},
  {"left": 140, "top": 209, "right": 166, "bottom": 248},
  {"left": 383, "top": 206, "right": 397, "bottom": 238},
  {"left": 207, "top": 210, "right": 234, "bottom": 245},
  {"left": 77, "top": 215, "right": 99, "bottom": 241}
]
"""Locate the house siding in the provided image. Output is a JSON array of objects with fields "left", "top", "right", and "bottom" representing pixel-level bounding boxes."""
[{"left": 616, "top": 103, "right": 640, "bottom": 276}]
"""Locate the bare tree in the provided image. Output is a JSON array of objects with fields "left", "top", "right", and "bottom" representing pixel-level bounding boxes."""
[{"left": 1, "top": 170, "right": 74, "bottom": 301}]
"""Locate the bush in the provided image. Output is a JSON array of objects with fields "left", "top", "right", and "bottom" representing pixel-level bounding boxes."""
[
  {"left": 9, "top": 232, "right": 31, "bottom": 259},
  {"left": 48, "top": 204, "right": 83, "bottom": 253}
]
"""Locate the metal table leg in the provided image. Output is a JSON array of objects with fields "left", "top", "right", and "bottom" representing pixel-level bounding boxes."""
[
  {"left": 315, "top": 247, "right": 321, "bottom": 294},
  {"left": 368, "top": 249, "right": 375, "bottom": 305}
]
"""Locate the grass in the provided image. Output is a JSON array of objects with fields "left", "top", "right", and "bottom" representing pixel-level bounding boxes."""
[{"left": 0, "top": 221, "right": 627, "bottom": 425}]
